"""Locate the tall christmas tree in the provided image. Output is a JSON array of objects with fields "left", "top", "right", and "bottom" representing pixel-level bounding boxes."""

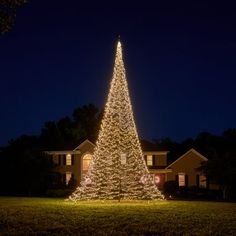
[{"left": 70, "top": 40, "right": 164, "bottom": 200}]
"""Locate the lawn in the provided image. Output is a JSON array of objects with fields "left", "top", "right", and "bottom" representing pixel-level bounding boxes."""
[{"left": 0, "top": 197, "right": 235, "bottom": 235}]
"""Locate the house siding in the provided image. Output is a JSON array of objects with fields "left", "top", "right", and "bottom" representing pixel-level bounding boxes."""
[{"left": 166, "top": 151, "right": 205, "bottom": 187}]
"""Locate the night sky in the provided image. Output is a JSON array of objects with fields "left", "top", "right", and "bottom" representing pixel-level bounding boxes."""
[{"left": 1, "top": 1, "right": 236, "bottom": 146}]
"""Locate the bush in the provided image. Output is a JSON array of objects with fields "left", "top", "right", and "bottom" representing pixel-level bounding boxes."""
[{"left": 163, "top": 181, "right": 178, "bottom": 198}]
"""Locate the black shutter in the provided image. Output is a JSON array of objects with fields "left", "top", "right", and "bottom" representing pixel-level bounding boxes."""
[
  {"left": 176, "top": 175, "right": 178, "bottom": 184},
  {"left": 63, "top": 173, "right": 66, "bottom": 185},
  {"left": 63, "top": 155, "right": 66, "bottom": 165},
  {"left": 72, "top": 154, "right": 74, "bottom": 165},
  {"left": 58, "top": 155, "right": 61, "bottom": 165},
  {"left": 206, "top": 176, "right": 210, "bottom": 190},
  {"left": 196, "top": 175, "right": 199, "bottom": 188},
  {"left": 185, "top": 174, "right": 188, "bottom": 187},
  {"left": 152, "top": 155, "right": 155, "bottom": 166},
  {"left": 144, "top": 155, "right": 147, "bottom": 164}
]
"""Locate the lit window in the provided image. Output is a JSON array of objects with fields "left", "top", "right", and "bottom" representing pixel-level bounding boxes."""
[
  {"left": 82, "top": 154, "right": 92, "bottom": 175},
  {"left": 66, "top": 154, "right": 72, "bottom": 165},
  {"left": 199, "top": 175, "right": 207, "bottom": 188},
  {"left": 66, "top": 172, "right": 72, "bottom": 185},
  {"left": 178, "top": 173, "right": 185, "bottom": 187},
  {"left": 147, "top": 155, "right": 153, "bottom": 166}
]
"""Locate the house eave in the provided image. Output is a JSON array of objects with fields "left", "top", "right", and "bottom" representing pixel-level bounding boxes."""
[{"left": 45, "top": 150, "right": 81, "bottom": 155}]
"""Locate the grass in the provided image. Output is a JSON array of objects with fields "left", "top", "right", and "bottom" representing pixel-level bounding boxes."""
[{"left": 0, "top": 197, "right": 235, "bottom": 235}]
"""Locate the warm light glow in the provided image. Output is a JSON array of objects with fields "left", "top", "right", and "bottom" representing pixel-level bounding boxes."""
[
  {"left": 147, "top": 155, "right": 153, "bottom": 166},
  {"left": 154, "top": 175, "right": 160, "bottom": 184},
  {"left": 66, "top": 172, "right": 72, "bottom": 185},
  {"left": 199, "top": 174, "right": 207, "bottom": 188},
  {"left": 82, "top": 154, "right": 92, "bottom": 175},
  {"left": 120, "top": 153, "right": 127, "bottom": 165},
  {"left": 178, "top": 173, "right": 185, "bottom": 187},
  {"left": 66, "top": 154, "right": 72, "bottom": 166},
  {"left": 69, "top": 40, "right": 164, "bottom": 201}
]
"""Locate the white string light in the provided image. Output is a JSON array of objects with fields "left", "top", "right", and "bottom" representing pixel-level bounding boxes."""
[{"left": 69, "top": 40, "right": 164, "bottom": 201}]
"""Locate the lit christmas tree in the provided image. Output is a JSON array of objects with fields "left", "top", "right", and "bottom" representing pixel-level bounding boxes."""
[{"left": 69, "top": 40, "right": 164, "bottom": 200}]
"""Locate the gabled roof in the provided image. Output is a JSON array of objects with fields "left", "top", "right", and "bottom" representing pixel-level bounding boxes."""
[
  {"left": 73, "top": 139, "right": 95, "bottom": 151},
  {"left": 140, "top": 139, "right": 168, "bottom": 152},
  {"left": 166, "top": 148, "right": 208, "bottom": 169}
]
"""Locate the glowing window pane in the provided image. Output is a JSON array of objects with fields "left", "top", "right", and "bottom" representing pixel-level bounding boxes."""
[
  {"left": 66, "top": 172, "right": 72, "bottom": 185},
  {"left": 147, "top": 155, "right": 153, "bottom": 166},
  {"left": 82, "top": 154, "right": 92, "bottom": 175},
  {"left": 199, "top": 175, "right": 207, "bottom": 188},
  {"left": 66, "top": 154, "right": 72, "bottom": 165},
  {"left": 178, "top": 173, "right": 185, "bottom": 187}
]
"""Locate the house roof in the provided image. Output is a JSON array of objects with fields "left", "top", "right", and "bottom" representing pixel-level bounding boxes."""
[
  {"left": 73, "top": 139, "right": 95, "bottom": 151},
  {"left": 72, "top": 139, "right": 168, "bottom": 153},
  {"left": 165, "top": 148, "right": 208, "bottom": 169},
  {"left": 140, "top": 139, "right": 168, "bottom": 152},
  {"left": 47, "top": 139, "right": 169, "bottom": 154}
]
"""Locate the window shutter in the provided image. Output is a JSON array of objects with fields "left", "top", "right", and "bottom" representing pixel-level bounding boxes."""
[
  {"left": 63, "top": 155, "right": 66, "bottom": 165},
  {"left": 206, "top": 176, "right": 210, "bottom": 189},
  {"left": 58, "top": 155, "right": 61, "bottom": 165},
  {"left": 144, "top": 155, "right": 147, "bottom": 164},
  {"left": 176, "top": 175, "right": 178, "bottom": 184},
  {"left": 196, "top": 174, "right": 199, "bottom": 188},
  {"left": 72, "top": 154, "right": 74, "bottom": 165},
  {"left": 63, "top": 173, "right": 66, "bottom": 185},
  {"left": 185, "top": 174, "right": 189, "bottom": 187},
  {"left": 152, "top": 155, "right": 155, "bottom": 166}
]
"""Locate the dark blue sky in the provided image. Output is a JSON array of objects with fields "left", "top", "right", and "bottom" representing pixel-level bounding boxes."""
[{"left": 1, "top": 1, "right": 236, "bottom": 146}]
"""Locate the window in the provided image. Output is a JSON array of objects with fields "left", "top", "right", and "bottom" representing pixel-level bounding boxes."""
[
  {"left": 199, "top": 174, "right": 207, "bottom": 188},
  {"left": 147, "top": 155, "right": 153, "bottom": 166},
  {"left": 66, "top": 154, "right": 72, "bottom": 165},
  {"left": 178, "top": 173, "right": 185, "bottom": 187},
  {"left": 65, "top": 172, "right": 72, "bottom": 185},
  {"left": 82, "top": 154, "right": 92, "bottom": 175}
]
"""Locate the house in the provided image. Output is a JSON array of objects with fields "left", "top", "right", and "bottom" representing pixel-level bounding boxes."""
[
  {"left": 47, "top": 139, "right": 212, "bottom": 190},
  {"left": 165, "top": 149, "right": 208, "bottom": 189}
]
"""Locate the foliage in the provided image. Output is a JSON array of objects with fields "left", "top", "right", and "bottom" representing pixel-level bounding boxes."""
[
  {"left": 40, "top": 103, "right": 100, "bottom": 150},
  {"left": 0, "top": 135, "right": 52, "bottom": 196},
  {"left": 0, "top": 104, "right": 101, "bottom": 196},
  {"left": 195, "top": 129, "right": 236, "bottom": 199},
  {"left": 0, "top": 197, "right": 236, "bottom": 235},
  {"left": 163, "top": 180, "right": 178, "bottom": 197},
  {"left": 155, "top": 129, "right": 236, "bottom": 200},
  {"left": 0, "top": 0, "right": 27, "bottom": 34}
]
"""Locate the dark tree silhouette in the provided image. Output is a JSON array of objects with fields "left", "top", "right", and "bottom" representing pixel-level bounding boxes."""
[
  {"left": 40, "top": 103, "right": 101, "bottom": 150},
  {"left": 0, "top": 135, "right": 52, "bottom": 196},
  {"left": 0, "top": 0, "right": 27, "bottom": 34},
  {"left": 199, "top": 129, "right": 236, "bottom": 199}
]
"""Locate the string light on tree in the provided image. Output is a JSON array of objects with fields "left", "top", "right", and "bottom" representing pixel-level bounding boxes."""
[{"left": 69, "top": 40, "right": 164, "bottom": 200}]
